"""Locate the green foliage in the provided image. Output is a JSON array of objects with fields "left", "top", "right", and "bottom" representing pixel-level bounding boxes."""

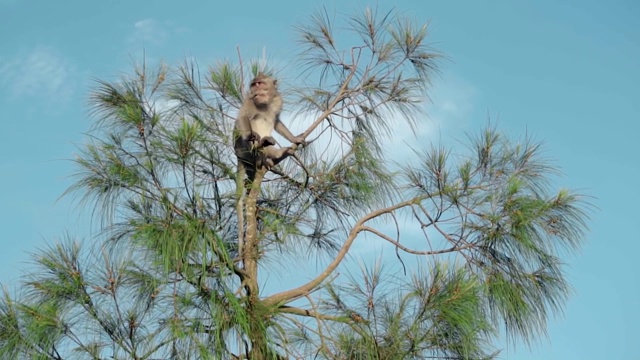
[
  {"left": 287, "top": 262, "right": 496, "bottom": 359},
  {"left": 1, "top": 6, "right": 589, "bottom": 360}
]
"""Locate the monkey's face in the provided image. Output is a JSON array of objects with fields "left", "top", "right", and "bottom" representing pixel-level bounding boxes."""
[{"left": 250, "top": 76, "right": 277, "bottom": 107}]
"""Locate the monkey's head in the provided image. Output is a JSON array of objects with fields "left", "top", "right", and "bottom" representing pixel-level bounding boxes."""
[{"left": 249, "top": 74, "right": 278, "bottom": 108}]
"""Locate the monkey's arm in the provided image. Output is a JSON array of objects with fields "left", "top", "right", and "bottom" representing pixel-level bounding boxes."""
[
  {"left": 236, "top": 113, "right": 257, "bottom": 141},
  {"left": 274, "top": 117, "right": 306, "bottom": 145}
]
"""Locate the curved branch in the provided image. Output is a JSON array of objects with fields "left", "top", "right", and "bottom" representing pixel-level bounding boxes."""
[
  {"left": 300, "top": 63, "right": 357, "bottom": 140},
  {"left": 277, "top": 305, "right": 344, "bottom": 322},
  {"left": 263, "top": 194, "right": 432, "bottom": 306},
  {"left": 360, "top": 226, "right": 476, "bottom": 255}
]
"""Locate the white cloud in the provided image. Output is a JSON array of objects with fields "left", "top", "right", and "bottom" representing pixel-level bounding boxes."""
[
  {"left": 0, "top": 45, "right": 75, "bottom": 102},
  {"left": 384, "top": 75, "right": 478, "bottom": 158},
  {"left": 425, "top": 75, "right": 478, "bottom": 131},
  {"left": 267, "top": 74, "right": 478, "bottom": 168},
  {"left": 152, "top": 98, "right": 181, "bottom": 114},
  {"left": 128, "top": 19, "right": 168, "bottom": 46}
]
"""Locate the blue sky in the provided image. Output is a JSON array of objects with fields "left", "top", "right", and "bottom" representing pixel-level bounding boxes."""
[{"left": 0, "top": 0, "right": 638, "bottom": 358}]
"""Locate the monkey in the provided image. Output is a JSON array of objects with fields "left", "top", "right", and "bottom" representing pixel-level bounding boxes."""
[
  {"left": 234, "top": 73, "right": 305, "bottom": 180},
  {"left": 234, "top": 73, "right": 305, "bottom": 260}
]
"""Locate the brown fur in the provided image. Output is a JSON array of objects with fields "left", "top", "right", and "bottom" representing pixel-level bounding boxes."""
[{"left": 234, "top": 74, "right": 304, "bottom": 179}]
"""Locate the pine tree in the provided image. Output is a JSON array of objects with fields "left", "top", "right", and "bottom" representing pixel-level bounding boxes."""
[{"left": 0, "top": 8, "right": 589, "bottom": 360}]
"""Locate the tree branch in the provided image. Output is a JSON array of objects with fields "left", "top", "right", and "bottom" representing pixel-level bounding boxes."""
[
  {"left": 263, "top": 194, "right": 432, "bottom": 306},
  {"left": 277, "top": 305, "right": 345, "bottom": 322},
  {"left": 360, "top": 226, "right": 476, "bottom": 255}
]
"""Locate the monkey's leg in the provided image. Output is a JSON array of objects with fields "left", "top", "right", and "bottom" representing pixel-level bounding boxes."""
[
  {"left": 260, "top": 146, "right": 284, "bottom": 168},
  {"left": 263, "top": 146, "right": 291, "bottom": 159},
  {"left": 261, "top": 146, "right": 296, "bottom": 168},
  {"left": 260, "top": 136, "right": 276, "bottom": 147},
  {"left": 235, "top": 137, "right": 258, "bottom": 184}
]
